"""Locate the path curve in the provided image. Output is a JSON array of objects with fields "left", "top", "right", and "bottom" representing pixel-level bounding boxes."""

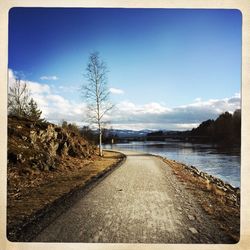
[{"left": 34, "top": 150, "right": 231, "bottom": 243}]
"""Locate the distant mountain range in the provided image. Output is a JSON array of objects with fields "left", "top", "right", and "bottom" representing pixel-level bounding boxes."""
[{"left": 107, "top": 129, "right": 154, "bottom": 138}]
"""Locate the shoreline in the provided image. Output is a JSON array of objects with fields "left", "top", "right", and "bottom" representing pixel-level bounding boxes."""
[
  {"left": 161, "top": 156, "right": 240, "bottom": 205},
  {"left": 106, "top": 143, "right": 240, "bottom": 188},
  {"left": 108, "top": 148, "right": 240, "bottom": 207},
  {"left": 160, "top": 155, "right": 240, "bottom": 242},
  {"left": 141, "top": 149, "right": 240, "bottom": 205}
]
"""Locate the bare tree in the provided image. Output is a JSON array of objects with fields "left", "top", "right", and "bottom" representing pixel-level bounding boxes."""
[
  {"left": 8, "top": 78, "right": 30, "bottom": 117},
  {"left": 82, "top": 52, "right": 113, "bottom": 156},
  {"left": 8, "top": 78, "right": 43, "bottom": 124}
]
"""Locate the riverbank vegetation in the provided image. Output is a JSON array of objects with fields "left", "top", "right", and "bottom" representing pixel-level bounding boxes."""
[
  {"left": 147, "top": 110, "right": 241, "bottom": 146},
  {"left": 189, "top": 109, "right": 241, "bottom": 145}
]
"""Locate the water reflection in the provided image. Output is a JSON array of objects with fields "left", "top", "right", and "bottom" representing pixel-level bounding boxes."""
[{"left": 104, "top": 140, "right": 240, "bottom": 188}]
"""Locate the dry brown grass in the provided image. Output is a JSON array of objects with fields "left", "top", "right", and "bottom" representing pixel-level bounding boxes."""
[
  {"left": 163, "top": 158, "right": 240, "bottom": 242},
  {"left": 7, "top": 151, "right": 124, "bottom": 227}
]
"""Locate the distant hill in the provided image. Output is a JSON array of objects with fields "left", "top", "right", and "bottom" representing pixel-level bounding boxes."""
[
  {"left": 107, "top": 129, "right": 153, "bottom": 138},
  {"left": 146, "top": 110, "right": 241, "bottom": 146},
  {"left": 189, "top": 110, "right": 241, "bottom": 145}
]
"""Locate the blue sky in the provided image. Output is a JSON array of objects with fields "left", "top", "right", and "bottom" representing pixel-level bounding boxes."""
[{"left": 8, "top": 8, "right": 242, "bottom": 130}]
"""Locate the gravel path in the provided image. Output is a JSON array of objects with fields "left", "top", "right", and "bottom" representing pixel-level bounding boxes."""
[{"left": 33, "top": 150, "right": 231, "bottom": 243}]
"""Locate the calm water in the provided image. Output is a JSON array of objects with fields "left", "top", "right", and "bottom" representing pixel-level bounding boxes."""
[{"left": 104, "top": 140, "right": 240, "bottom": 188}]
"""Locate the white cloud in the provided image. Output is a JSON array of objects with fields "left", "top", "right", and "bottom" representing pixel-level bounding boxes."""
[
  {"left": 234, "top": 92, "right": 241, "bottom": 98},
  {"left": 109, "top": 94, "right": 240, "bottom": 130},
  {"left": 175, "top": 123, "right": 199, "bottom": 129},
  {"left": 109, "top": 122, "right": 199, "bottom": 131},
  {"left": 28, "top": 81, "right": 51, "bottom": 94},
  {"left": 8, "top": 69, "right": 88, "bottom": 124},
  {"left": 194, "top": 97, "right": 202, "bottom": 102},
  {"left": 58, "top": 85, "right": 80, "bottom": 93},
  {"left": 8, "top": 68, "right": 15, "bottom": 81},
  {"left": 40, "top": 75, "right": 59, "bottom": 81},
  {"left": 109, "top": 87, "right": 124, "bottom": 95},
  {"left": 8, "top": 69, "right": 241, "bottom": 130},
  {"left": 116, "top": 101, "right": 171, "bottom": 115}
]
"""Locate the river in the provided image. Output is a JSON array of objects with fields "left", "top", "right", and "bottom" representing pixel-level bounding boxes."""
[{"left": 104, "top": 140, "right": 240, "bottom": 188}]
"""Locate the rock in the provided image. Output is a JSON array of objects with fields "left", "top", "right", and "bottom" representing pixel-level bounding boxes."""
[
  {"left": 188, "top": 215, "right": 195, "bottom": 221},
  {"left": 31, "top": 163, "right": 38, "bottom": 169},
  {"left": 8, "top": 116, "right": 94, "bottom": 173},
  {"left": 46, "top": 124, "right": 58, "bottom": 140},
  {"left": 43, "top": 165, "right": 50, "bottom": 171},
  {"left": 30, "top": 130, "right": 37, "bottom": 143},
  {"left": 17, "top": 153, "right": 25, "bottom": 163},
  {"left": 49, "top": 141, "right": 59, "bottom": 157},
  {"left": 22, "top": 136, "right": 27, "bottom": 141},
  {"left": 39, "top": 130, "right": 47, "bottom": 142},
  {"left": 62, "top": 142, "right": 69, "bottom": 155},
  {"left": 189, "top": 227, "right": 198, "bottom": 234}
]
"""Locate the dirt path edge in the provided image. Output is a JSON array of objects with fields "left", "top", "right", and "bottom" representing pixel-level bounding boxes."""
[{"left": 7, "top": 151, "right": 126, "bottom": 242}]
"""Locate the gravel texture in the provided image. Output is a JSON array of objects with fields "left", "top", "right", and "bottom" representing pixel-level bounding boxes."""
[{"left": 33, "top": 150, "right": 235, "bottom": 243}]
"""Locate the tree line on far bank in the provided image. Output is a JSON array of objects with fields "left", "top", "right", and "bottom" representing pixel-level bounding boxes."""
[
  {"left": 189, "top": 109, "right": 241, "bottom": 145},
  {"left": 147, "top": 110, "right": 241, "bottom": 146}
]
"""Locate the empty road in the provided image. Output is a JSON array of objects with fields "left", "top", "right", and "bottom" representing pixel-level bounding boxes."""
[{"left": 34, "top": 150, "right": 231, "bottom": 243}]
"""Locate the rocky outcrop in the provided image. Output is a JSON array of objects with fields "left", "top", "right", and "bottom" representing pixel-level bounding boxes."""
[{"left": 8, "top": 116, "right": 95, "bottom": 171}]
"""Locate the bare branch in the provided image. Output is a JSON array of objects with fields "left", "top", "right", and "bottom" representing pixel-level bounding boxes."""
[
  {"left": 100, "top": 104, "right": 115, "bottom": 119},
  {"left": 8, "top": 78, "right": 31, "bottom": 117}
]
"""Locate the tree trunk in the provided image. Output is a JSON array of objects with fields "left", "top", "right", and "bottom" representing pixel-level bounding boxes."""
[{"left": 98, "top": 124, "right": 103, "bottom": 157}]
